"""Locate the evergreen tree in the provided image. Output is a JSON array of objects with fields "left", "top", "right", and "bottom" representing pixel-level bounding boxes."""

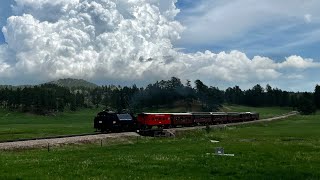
[
  {"left": 70, "top": 94, "right": 77, "bottom": 111},
  {"left": 298, "top": 93, "right": 316, "bottom": 115},
  {"left": 314, "top": 85, "right": 320, "bottom": 109}
]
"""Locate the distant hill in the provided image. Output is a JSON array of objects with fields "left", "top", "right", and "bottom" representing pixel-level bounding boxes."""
[{"left": 47, "top": 78, "right": 98, "bottom": 89}]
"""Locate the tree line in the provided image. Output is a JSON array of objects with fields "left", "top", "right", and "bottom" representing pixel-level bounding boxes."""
[{"left": 0, "top": 77, "right": 319, "bottom": 115}]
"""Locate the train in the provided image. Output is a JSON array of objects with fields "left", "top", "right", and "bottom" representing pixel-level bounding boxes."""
[{"left": 93, "top": 110, "right": 259, "bottom": 133}]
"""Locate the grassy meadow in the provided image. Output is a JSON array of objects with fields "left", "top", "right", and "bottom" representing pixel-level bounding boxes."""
[
  {"left": 0, "top": 109, "right": 319, "bottom": 179},
  {"left": 0, "top": 108, "right": 101, "bottom": 141},
  {"left": 0, "top": 106, "right": 293, "bottom": 141}
]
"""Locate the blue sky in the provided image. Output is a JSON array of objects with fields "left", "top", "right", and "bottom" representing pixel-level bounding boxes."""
[
  {"left": 0, "top": 0, "right": 319, "bottom": 91},
  {"left": 174, "top": 0, "right": 320, "bottom": 61},
  {"left": 0, "top": 0, "right": 13, "bottom": 43}
]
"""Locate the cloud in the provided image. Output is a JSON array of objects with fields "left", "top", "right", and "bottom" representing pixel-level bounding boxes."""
[
  {"left": 280, "top": 55, "right": 320, "bottom": 69},
  {"left": 1, "top": 0, "right": 184, "bottom": 82},
  {"left": 304, "top": 14, "right": 312, "bottom": 23},
  {"left": 287, "top": 74, "right": 304, "bottom": 80},
  {"left": 0, "top": 0, "right": 319, "bottom": 91}
]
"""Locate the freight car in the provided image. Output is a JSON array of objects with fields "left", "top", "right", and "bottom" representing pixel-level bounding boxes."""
[{"left": 93, "top": 111, "right": 259, "bottom": 133}]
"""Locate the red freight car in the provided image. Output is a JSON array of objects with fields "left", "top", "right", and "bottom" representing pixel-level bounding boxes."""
[
  {"left": 137, "top": 113, "right": 171, "bottom": 129},
  {"left": 171, "top": 113, "right": 193, "bottom": 127}
]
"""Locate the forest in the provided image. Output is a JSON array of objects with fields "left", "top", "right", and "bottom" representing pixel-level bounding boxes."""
[{"left": 0, "top": 77, "right": 319, "bottom": 115}]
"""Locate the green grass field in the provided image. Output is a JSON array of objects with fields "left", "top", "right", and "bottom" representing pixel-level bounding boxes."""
[
  {"left": 0, "top": 108, "right": 101, "bottom": 141},
  {"left": 0, "top": 106, "right": 292, "bottom": 141},
  {"left": 0, "top": 109, "right": 319, "bottom": 179}
]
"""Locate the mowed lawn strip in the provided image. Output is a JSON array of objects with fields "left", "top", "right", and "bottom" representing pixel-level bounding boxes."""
[{"left": 0, "top": 113, "right": 319, "bottom": 179}]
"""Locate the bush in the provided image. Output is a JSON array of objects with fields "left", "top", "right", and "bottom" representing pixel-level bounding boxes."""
[{"left": 297, "top": 98, "right": 316, "bottom": 115}]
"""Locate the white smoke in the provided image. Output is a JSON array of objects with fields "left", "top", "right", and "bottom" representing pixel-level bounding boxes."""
[{"left": 0, "top": 0, "right": 319, "bottom": 87}]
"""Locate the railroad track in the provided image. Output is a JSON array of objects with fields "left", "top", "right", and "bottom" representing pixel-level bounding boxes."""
[{"left": 0, "top": 132, "right": 140, "bottom": 150}]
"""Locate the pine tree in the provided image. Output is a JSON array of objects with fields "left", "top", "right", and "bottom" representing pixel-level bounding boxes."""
[
  {"left": 298, "top": 93, "right": 316, "bottom": 115},
  {"left": 314, "top": 85, "right": 320, "bottom": 109}
]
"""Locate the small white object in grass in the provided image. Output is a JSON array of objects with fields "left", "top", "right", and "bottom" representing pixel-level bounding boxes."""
[
  {"left": 210, "top": 140, "right": 219, "bottom": 143},
  {"left": 206, "top": 153, "right": 235, "bottom": 157},
  {"left": 215, "top": 147, "right": 224, "bottom": 155},
  {"left": 216, "top": 154, "right": 235, "bottom": 157}
]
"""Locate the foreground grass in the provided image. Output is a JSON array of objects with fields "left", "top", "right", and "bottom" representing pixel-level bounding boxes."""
[
  {"left": 0, "top": 113, "right": 319, "bottom": 179},
  {"left": 0, "top": 109, "right": 101, "bottom": 141}
]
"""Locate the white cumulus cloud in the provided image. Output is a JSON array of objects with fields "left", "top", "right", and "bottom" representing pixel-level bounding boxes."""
[
  {"left": 280, "top": 55, "right": 320, "bottom": 69},
  {"left": 0, "top": 0, "right": 319, "bottom": 89}
]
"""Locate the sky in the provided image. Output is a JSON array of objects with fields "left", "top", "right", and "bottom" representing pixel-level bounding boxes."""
[{"left": 0, "top": 0, "right": 319, "bottom": 91}]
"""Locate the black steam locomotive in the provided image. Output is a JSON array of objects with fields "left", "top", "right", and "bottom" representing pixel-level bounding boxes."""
[{"left": 93, "top": 110, "right": 136, "bottom": 132}]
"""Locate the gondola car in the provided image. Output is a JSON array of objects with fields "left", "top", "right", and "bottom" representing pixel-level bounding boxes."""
[{"left": 94, "top": 110, "right": 135, "bottom": 132}]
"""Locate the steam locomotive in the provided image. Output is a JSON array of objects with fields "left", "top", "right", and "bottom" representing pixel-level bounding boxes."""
[{"left": 93, "top": 110, "right": 259, "bottom": 132}]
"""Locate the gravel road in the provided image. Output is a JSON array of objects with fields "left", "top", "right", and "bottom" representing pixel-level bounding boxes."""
[{"left": 0, "top": 132, "right": 140, "bottom": 150}]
